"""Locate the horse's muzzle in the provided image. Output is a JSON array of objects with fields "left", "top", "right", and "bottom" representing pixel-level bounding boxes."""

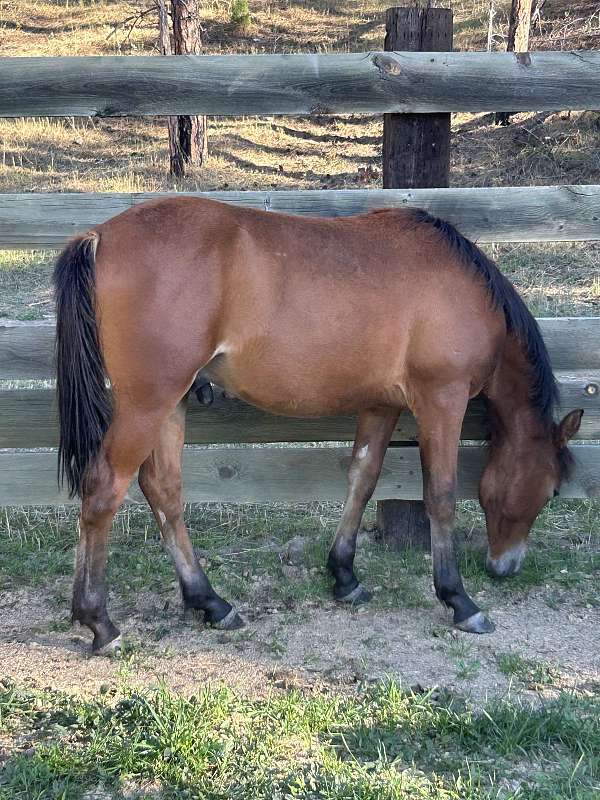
[{"left": 486, "top": 542, "right": 527, "bottom": 578}]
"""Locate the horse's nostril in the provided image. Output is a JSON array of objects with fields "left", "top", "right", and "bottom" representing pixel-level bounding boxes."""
[{"left": 486, "top": 557, "right": 514, "bottom": 578}]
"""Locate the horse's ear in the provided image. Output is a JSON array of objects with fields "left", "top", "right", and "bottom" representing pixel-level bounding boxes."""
[{"left": 554, "top": 409, "right": 584, "bottom": 448}]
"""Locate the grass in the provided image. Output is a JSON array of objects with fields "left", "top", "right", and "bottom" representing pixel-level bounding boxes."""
[
  {"left": 0, "top": 499, "right": 598, "bottom": 621},
  {"left": 0, "top": 678, "right": 599, "bottom": 799},
  {"left": 496, "top": 653, "right": 560, "bottom": 689}
]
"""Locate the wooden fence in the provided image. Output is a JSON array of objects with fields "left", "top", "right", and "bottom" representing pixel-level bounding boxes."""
[
  {"left": 2, "top": 52, "right": 600, "bottom": 116},
  {"left": 1, "top": 50, "right": 600, "bottom": 506}
]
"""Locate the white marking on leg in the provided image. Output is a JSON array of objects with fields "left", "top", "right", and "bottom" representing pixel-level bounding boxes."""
[
  {"left": 357, "top": 444, "right": 369, "bottom": 459},
  {"left": 158, "top": 510, "right": 167, "bottom": 525}
]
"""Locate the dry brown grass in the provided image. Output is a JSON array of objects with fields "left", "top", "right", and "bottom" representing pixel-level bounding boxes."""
[{"left": 0, "top": 0, "right": 599, "bottom": 318}]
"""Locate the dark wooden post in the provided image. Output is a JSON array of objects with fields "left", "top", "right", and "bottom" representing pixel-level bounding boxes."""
[{"left": 377, "top": 5, "right": 453, "bottom": 551}]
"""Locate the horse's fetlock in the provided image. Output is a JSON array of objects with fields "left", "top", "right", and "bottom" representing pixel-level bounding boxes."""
[{"left": 72, "top": 591, "right": 105, "bottom": 625}]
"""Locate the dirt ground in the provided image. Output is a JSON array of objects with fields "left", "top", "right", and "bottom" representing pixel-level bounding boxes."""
[{"left": 2, "top": 565, "right": 598, "bottom": 707}]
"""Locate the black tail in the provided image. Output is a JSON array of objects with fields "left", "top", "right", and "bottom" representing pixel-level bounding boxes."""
[{"left": 54, "top": 233, "right": 112, "bottom": 498}]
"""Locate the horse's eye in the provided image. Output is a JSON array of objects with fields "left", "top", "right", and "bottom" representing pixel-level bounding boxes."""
[{"left": 553, "top": 489, "right": 560, "bottom": 498}]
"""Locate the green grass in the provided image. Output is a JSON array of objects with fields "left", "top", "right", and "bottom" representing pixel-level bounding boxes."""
[
  {"left": 496, "top": 653, "right": 560, "bottom": 689},
  {"left": 0, "top": 679, "right": 598, "bottom": 799},
  {"left": 1, "top": 500, "right": 599, "bottom": 619}
]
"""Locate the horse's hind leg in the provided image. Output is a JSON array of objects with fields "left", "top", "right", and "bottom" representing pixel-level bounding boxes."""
[
  {"left": 138, "top": 401, "right": 243, "bottom": 630},
  {"left": 327, "top": 407, "right": 399, "bottom": 603},
  {"left": 73, "top": 404, "right": 173, "bottom": 654},
  {"left": 413, "top": 384, "right": 494, "bottom": 634}
]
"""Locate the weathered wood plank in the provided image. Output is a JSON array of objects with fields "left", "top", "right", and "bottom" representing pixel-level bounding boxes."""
[
  {"left": 0, "top": 320, "right": 55, "bottom": 380},
  {"left": 2, "top": 372, "right": 599, "bottom": 447},
  {"left": 2, "top": 186, "right": 600, "bottom": 249},
  {"left": 1, "top": 371, "right": 597, "bottom": 448},
  {"left": 1, "top": 443, "right": 597, "bottom": 506},
  {"left": 1, "top": 52, "right": 600, "bottom": 118},
  {"left": 3, "top": 318, "right": 599, "bottom": 381}
]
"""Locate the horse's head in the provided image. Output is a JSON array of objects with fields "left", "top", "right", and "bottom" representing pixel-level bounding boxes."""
[{"left": 479, "top": 408, "right": 583, "bottom": 578}]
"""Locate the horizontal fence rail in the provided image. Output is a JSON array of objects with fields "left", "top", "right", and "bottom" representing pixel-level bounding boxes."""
[
  {"left": 3, "top": 318, "right": 599, "bottom": 380},
  {"left": 3, "top": 186, "right": 600, "bottom": 249},
  {"left": 1, "top": 445, "right": 598, "bottom": 506},
  {"left": 1, "top": 371, "right": 598, "bottom": 448},
  {"left": 1, "top": 52, "right": 600, "bottom": 118}
]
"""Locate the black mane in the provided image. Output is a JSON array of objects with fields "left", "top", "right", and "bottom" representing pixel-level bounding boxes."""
[{"left": 410, "top": 209, "right": 559, "bottom": 430}]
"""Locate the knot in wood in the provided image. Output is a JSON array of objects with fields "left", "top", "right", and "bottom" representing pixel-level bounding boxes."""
[{"left": 373, "top": 54, "right": 402, "bottom": 78}]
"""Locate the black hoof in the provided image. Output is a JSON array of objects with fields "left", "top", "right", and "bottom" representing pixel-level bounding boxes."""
[
  {"left": 210, "top": 608, "right": 245, "bottom": 630},
  {"left": 454, "top": 611, "right": 495, "bottom": 634},
  {"left": 336, "top": 583, "right": 373, "bottom": 606},
  {"left": 92, "top": 633, "right": 122, "bottom": 657}
]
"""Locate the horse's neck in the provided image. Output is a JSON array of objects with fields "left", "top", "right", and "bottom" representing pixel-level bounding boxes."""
[{"left": 483, "top": 335, "right": 548, "bottom": 445}]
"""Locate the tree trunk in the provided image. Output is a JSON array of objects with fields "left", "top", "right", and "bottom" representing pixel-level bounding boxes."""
[
  {"left": 157, "top": 0, "right": 183, "bottom": 177},
  {"left": 378, "top": 5, "right": 453, "bottom": 552},
  {"left": 160, "top": 0, "right": 208, "bottom": 177},
  {"left": 495, "top": 0, "right": 533, "bottom": 125}
]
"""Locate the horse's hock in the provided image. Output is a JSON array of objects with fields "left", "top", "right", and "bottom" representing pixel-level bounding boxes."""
[{"left": 1, "top": 15, "right": 600, "bottom": 509}]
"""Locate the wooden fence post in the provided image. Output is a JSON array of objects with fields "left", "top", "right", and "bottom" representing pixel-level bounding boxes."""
[{"left": 377, "top": 4, "right": 453, "bottom": 551}]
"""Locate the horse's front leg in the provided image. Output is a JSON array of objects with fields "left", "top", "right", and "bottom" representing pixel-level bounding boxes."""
[
  {"left": 327, "top": 407, "right": 399, "bottom": 603},
  {"left": 415, "top": 385, "right": 494, "bottom": 634}
]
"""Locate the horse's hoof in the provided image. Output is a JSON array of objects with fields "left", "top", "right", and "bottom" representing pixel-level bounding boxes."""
[
  {"left": 336, "top": 583, "right": 373, "bottom": 606},
  {"left": 93, "top": 633, "right": 122, "bottom": 657},
  {"left": 211, "top": 607, "right": 245, "bottom": 631},
  {"left": 454, "top": 611, "right": 495, "bottom": 634}
]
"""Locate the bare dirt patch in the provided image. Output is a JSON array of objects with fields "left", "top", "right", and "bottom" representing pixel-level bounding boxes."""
[{"left": 1, "top": 577, "right": 598, "bottom": 706}]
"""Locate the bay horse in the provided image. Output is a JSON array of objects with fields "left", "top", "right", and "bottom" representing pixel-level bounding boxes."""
[{"left": 54, "top": 197, "right": 582, "bottom": 655}]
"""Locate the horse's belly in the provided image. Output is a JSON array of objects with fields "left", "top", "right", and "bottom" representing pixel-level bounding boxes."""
[{"left": 202, "top": 351, "right": 395, "bottom": 417}]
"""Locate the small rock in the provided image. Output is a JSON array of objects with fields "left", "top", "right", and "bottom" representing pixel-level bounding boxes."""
[
  {"left": 281, "top": 564, "right": 302, "bottom": 581},
  {"left": 285, "top": 536, "right": 307, "bottom": 566}
]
